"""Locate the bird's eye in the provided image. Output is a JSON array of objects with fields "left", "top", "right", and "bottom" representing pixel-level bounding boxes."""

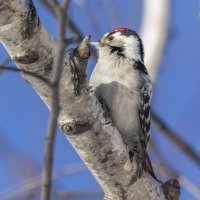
[{"left": 107, "top": 36, "right": 114, "bottom": 41}]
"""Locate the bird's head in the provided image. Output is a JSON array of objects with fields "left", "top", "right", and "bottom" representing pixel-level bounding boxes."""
[{"left": 90, "top": 28, "right": 144, "bottom": 62}]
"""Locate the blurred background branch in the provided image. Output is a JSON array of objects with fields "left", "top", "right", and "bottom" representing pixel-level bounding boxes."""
[
  {"left": 39, "top": 0, "right": 83, "bottom": 42},
  {"left": 151, "top": 139, "right": 200, "bottom": 200},
  {"left": 152, "top": 112, "right": 200, "bottom": 167},
  {"left": 41, "top": 1, "right": 71, "bottom": 200},
  {"left": 0, "top": 163, "right": 88, "bottom": 200},
  {"left": 140, "top": 0, "right": 169, "bottom": 81}
]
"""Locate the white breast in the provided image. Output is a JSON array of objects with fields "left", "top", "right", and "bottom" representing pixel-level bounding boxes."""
[{"left": 90, "top": 52, "right": 141, "bottom": 145}]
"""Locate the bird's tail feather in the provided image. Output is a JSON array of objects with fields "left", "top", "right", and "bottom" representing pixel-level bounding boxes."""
[{"left": 142, "top": 150, "right": 162, "bottom": 183}]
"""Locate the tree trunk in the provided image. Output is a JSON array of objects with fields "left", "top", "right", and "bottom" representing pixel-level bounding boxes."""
[{"left": 0, "top": 1, "right": 180, "bottom": 199}]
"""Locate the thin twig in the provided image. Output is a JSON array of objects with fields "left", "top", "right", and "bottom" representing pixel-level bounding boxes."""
[
  {"left": 49, "top": 0, "right": 59, "bottom": 8},
  {"left": 17, "top": 189, "right": 103, "bottom": 200},
  {"left": 179, "top": 175, "right": 200, "bottom": 200},
  {"left": 151, "top": 139, "right": 200, "bottom": 200},
  {"left": 39, "top": 0, "right": 98, "bottom": 59},
  {"left": 0, "top": 57, "right": 11, "bottom": 66},
  {"left": 0, "top": 163, "right": 87, "bottom": 200},
  {"left": 41, "top": 1, "right": 70, "bottom": 200},
  {"left": 64, "top": 34, "right": 79, "bottom": 45},
  {"left": 150, "top": 137, "right": 177, "bottom": 178},
  {"left": 151, "top": 111, "right": 200, "bottom": 167},
  {"left": 39, "top": 0, "right": 83, "bottom": 42},
  {"left": 51, "top": 190, "right": 103, "bottom": 200},
  {"left": 0, "top": 65, "right": 50, "bottom": 85}
]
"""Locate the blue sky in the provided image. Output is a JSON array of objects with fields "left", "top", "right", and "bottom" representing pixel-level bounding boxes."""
[{"left": 0, "top": 0, "right": 199, "bottom": 199}]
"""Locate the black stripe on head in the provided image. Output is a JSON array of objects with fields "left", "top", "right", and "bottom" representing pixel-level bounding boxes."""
[
  {"left": 109, "top": 46, "right": 125, "bottom": 57},
  {"left": 106, "top": 31, "right": 116, "bottom": 39}
]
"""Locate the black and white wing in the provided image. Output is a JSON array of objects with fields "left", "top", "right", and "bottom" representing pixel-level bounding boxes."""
[
  {"left": 135, "top": 61, "right": 158, "bottom": 180},
  {"left": 139, "top": 72, "right": 152, "bottom": 149},
  {"left": 134, "top": 61, "right": 152, "bottom": 149}
]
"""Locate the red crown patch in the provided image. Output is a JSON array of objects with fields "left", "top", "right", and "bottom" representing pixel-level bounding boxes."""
[{"left": 109, "top": 28, "right": 128, "bottom": 33}]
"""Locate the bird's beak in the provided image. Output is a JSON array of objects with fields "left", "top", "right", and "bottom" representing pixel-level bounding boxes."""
[
  {"left": 89, "top": 42, "right": 100, "bottom": 47},
  {"left": 89, "top": 36, "right": 106, "bottom": 48},
  {"left": 89, "top": 40, "right": 105, "bottom": 48}
]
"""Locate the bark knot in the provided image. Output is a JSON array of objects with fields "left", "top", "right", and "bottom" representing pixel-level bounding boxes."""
[
  {"left": 61, "top": 121, "right": 91, "bottom": 135},
  {"left": 13, "top": 50, "right": 38, "bottom": 64}
]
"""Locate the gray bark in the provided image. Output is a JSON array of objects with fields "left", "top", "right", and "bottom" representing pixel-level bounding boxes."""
[{"left": 0, "top": 1, "right": 180, "bottom": 199}]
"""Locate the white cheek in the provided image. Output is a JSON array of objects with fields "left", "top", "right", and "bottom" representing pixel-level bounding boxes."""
[
  {"left": 120, "top": 35, "right": 142, "bottom": 62},
  {"left": 124, "top": 44, "right": 142, "bottom": 62}
]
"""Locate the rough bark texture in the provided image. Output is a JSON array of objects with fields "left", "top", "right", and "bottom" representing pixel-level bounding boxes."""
[{"left": 0, "top": 1, "right": 180, "bottom": 199}]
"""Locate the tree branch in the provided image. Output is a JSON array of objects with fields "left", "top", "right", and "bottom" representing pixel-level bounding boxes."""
[
  {"left": 39, "top": 0, "right": 83, "bottom": 42},
  {"left": 151, "top": 112, "right": 200, "bottom": 167},
  {"left": 0, "top": 163, "right": 87, "bottom": 200},
  {"left": 0, "top": 65, "right": 50, "bottom": 84},
  {"left": 140, "top": 0, "right": 169, "bottom": 81},
  {"left": 151, "top": 139, "right": 200, "bottom": 200},
  {"left": 41, "top": 1, "right": 70, "bottom": 200},
  {"left": 0, "top": 57, "right": 11, "bottom": 65},
  {"left": 39, "top": 0, "right": 98, "bottom": 59},
  {"left": 0, "top": 1, "right": 179, "bottom": 199}
]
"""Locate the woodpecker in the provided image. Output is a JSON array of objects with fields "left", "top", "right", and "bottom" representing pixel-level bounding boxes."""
[{"left": 89, "top": 28, "right": 156, "bottom": 179}]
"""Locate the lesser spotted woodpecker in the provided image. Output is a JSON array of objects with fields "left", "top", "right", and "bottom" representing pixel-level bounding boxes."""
[{"left": 89, "top": 28, "right": 156, "bottom": 179}]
